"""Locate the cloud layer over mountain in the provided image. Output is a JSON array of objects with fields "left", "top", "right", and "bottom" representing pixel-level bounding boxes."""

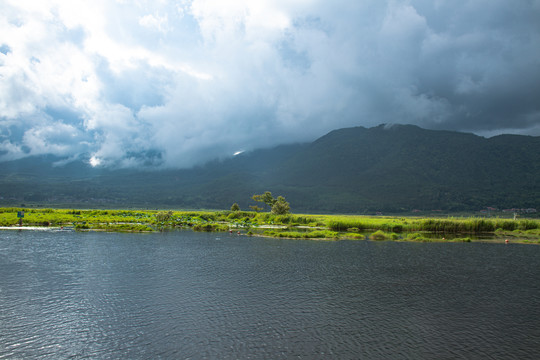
[{"left": 1, "top": 0, "right": 539, "bottom": 167}]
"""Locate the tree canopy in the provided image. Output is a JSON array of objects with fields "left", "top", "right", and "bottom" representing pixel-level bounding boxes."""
[
  {"left": 271, "top": 196, "right": 290, "bottom": 215},
  {"left": 252, "top": 191, "right": 276, "bottom": 210},
  {"left": 252, "top": 191, "right": 290, "bottom": 214}
]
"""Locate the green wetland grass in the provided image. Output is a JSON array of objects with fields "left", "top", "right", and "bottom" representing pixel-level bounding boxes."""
[{"left": 0, "top": 207, "right": 538, "bottom": 243}]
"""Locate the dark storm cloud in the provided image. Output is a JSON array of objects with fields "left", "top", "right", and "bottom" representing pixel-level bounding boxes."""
[{"left": 1, "top": 0, "right": 539, "bottom": 167}]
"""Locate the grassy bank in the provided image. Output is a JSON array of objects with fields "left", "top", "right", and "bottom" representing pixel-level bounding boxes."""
[{"left": 0, "top": 207, "right": 539, "bottom": 243}]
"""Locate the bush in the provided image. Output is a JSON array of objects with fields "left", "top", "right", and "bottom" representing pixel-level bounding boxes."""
[
  {"left": 453, "top": 237, "right": 471, "bottom": 242},
  {"left": 407, "top": 232, "right": 428, "bottom": 241},
  {"left": 275, "top": 215, "right": 292, "bottom": 224},
  {"left": 306, "top": 230, "right": 339, "bottom": 239},
  {"left": 370, "top": 230, "right": 389, "bottom": 241},
  {"left": 155, "top": 211, "right": 173, "bottom": 222},
  {"left": 198, "top": 213, "right": 216, "bottom": 221},
  {"left": 227, "top": 212, "right": 243, "bottom": 220},
  {"left": 193, "top": 224, "right": 229, "bottom": 232}
]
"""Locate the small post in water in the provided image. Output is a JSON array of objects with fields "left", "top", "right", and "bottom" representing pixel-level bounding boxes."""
[{"left": 17, "top": 211, "right": 24, "bottom": 227}]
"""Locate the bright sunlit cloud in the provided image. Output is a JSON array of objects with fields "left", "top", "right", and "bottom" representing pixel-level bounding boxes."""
[
  {"left": 89, "top": 156, "right": 101, "bottom": 167},
  {"left": 1, "top": 0, "right": 539, "bottom": 167}
]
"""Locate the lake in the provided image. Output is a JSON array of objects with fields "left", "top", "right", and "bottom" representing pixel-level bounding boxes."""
[{"left": 1, "top": 229, "right": 539, "bottom": 359}]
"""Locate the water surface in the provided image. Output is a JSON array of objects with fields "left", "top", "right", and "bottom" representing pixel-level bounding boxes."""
[{"left": 1, "top": 230, "right": 539, "bottom": 359}]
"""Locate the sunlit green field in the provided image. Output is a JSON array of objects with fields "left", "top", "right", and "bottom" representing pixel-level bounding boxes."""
[{"left": 1, "top": 207, "right": 539, "bottom": 243}]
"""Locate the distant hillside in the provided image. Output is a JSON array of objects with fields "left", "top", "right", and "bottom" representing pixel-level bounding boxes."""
[
  {"left": 0, "top": 124, "right": 538, "bottom": 213},
  {"left": 269, "top": 125, "right": 539, "bottom": 212}
]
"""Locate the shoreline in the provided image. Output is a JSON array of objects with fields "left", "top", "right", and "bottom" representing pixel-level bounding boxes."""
[
  {"left": 1, "top": 225, "right": 538, "bottom": 245},
  {"left": 1, "top": 208, "right": 538, "bottom": 244},
  {"left": 0, "top": 226, "right": 69, "bottom": 231}
]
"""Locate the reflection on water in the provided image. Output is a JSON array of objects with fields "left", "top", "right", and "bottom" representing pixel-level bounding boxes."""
[{"left": 1, "top": 230, "right": 540, "bottom": 359}]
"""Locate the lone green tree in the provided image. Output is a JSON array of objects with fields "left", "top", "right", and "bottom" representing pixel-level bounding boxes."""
[
  {"left": 252, "top": 191, "right": 277, "bottom": 211},
  {"left": 230, "top": 203, "right": 240, "bottom": 211},
  {"left": 252, "top": 191, "right": 291, "bottom": 214},
  {"left": 271, "top": 196, "right": 290, "bottom": 215}
]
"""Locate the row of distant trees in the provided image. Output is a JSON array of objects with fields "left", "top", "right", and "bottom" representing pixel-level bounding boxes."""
[{"left": 230, "top": 191, "right": 290, "bottom": 215}]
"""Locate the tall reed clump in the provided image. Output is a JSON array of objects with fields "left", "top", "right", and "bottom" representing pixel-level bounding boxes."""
[
  {"left": 465, "top": 218, "right": 539, "bottom": 232},
  {"left": 493, "top": 219, "right": 518, "bottom": 231},
  {"left": 465, "top": 219, "right": 495, "bottom": 232},
  {"left": 380, "top": 222, "right": 404, "bottom": 233},
  {"left": 417, "top": 218, "right": 539, "bottom": 233},
  {"left": 417, "top": 219, "right": 461, "bottom": 232},
  {"left": 327, "top": 219, "right": 370, "bottom": 232},
  {"left": 517, "top": 219, "right": 539, "bottom": 230},
  {"left": 418, "top": 218, "right": 495, "bottom": 233}
]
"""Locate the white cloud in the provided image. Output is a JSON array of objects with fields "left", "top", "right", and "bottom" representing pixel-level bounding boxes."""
[
  {"left": 0, "top": 140, "right": 25, "bottom": 161},
  {"left": 1, "top": 0, "right": 539, "bottom": 167},
  {"left": 191, "top": 0, "right": 293, "bottom": 42},
  {"left": 139, "top": 13, "right": 170, "bottom": 33},
  {"left": 22, "top": 122, "right": 86, "bottom": 156}
]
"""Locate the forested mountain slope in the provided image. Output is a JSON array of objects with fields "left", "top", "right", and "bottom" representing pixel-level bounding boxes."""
[{"left": 1, "top": 124, "right": 538, "bottom": 213}]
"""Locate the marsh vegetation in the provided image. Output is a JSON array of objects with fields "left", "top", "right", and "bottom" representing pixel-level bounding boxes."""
[{"left": 1, "top": 207, "right": 539, "bottom": 243}]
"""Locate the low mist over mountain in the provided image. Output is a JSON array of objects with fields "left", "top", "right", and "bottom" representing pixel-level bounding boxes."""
[{"left": 1, "top": 124, "right": 538, "bottom": 213}]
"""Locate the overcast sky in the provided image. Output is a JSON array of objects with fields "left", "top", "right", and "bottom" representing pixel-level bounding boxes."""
[{"left": 1, "top": 0, "right": 539, "bottom": 168}]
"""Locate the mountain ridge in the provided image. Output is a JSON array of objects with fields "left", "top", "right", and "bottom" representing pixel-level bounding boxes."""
[{"left": 1, "top": 124, "right": 538, "bottom": 213}]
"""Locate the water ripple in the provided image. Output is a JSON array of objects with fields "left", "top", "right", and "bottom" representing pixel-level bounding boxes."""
[{"left": 1, "top": 231, "right": 540, "bottom": 359}]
